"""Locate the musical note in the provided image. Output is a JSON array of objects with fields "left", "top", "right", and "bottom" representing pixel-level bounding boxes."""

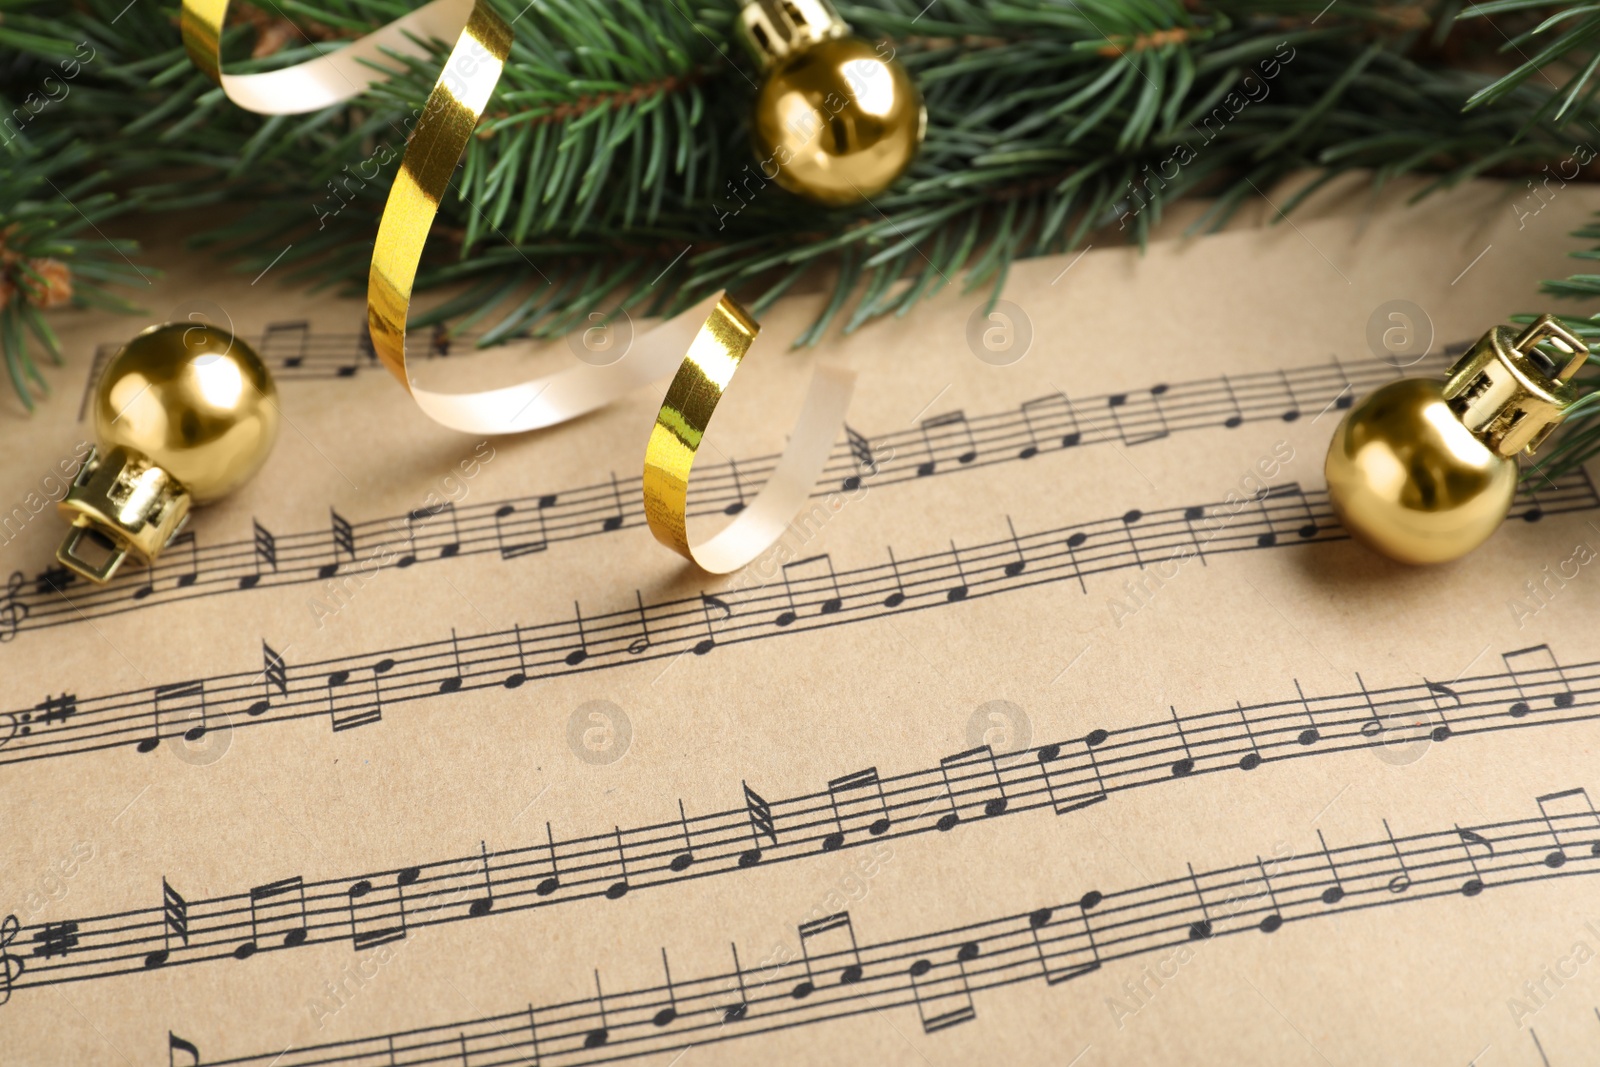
[
  {"left": 694, "top": 594, "right": 732, "bottom": 655},
  {"left": 138, "top": 681, "right": 206, "bottom": 753},
  {"left": 346, "top": 869, "right": 414, "bottom": 950},
  {"left": 1017, "top": 394, "right": 1071, "bottom": 459},
  {"left": 1315, "top": 830, "right": 1345, "bottom": 904},
  {"left": 1169, "top": 706, "right": 1196, "bottom": 776},
  {"left": 1255, "top": 857, "right": 1284, "bottom": 932},
  {"left": 670, "top": 800, "right": 695, "bottom": 872},
  {"left": 1382, "top": 819, "right": 1412, "bottom": 893},
  {"left": 261, "top": 320, "right": 310, "bottom": 370},
  {"left": 566, "top": 603, "right": 588, "bottom": 666},
  {"left": 1186, "top": 863, "right": 1215, "bottom": 939},
  {"left": 739, "top": 782, "right": 777, "bottom": 866},
  {"left": 326, "top": 660, "right": 387, "bottom": 732},
  {"left": 493, "top": 500, "right": 548, "bottom": 559},
  {"left": 505, "top": 624, "right": 528, "bottom": 689},
  {"left": 1106, "top": 383, "right": 1170, "bottom": 446},
  {"left": 823, "top": 767, "right": 891, "bottom": 850},
  {"left": 246, "top": 642, "right": 287, "bottom": 717},
  {"left": 1003, "top": 516, "right": 1027, "bottom": 576},
  {"left": 1063, "top": 528, "right": 1090, "bottom": 593},
  {"left": 319, "top": 509, "right": 358, "bottom": 579},
  {"left": 1220, "top": 375, "right": 1244, "bottom": 428},
  {"left": 627, "top": 591, "right": 651, "bottom": 655},
  {"left": 602, "top": 473, "right": 626, "bottom": 532},
  {"left": 908, "top": 946, "right": 977, "bottom": 1033},
  {"left": 653, "top": 949, "right": 680, "bottom": 1026},
  {"left": 143, "top": 878, "right": 189, "bottom": 967},
  {"left": 31, "top": 921, "right": 79, "bottom": 958},
  {"left": 1236, "top": 703, "right": 1263, "bottom": 770},
  {"left": 1503, "top": 644, "right": 1575, "bottom": 717},
  {"left": 585, "top": 971, "right": 610, "bottom": 1048},
  {"left": 536, "top": 823, "right": 560, "bottom": 896},
  {"left": 935, "top": 745, "right": 1008, "bottom": 831},
  {"left": 239, "top": 519, "right": 277, "bottom": 589},
  {"left": 1423, "top": 680, "right": 1460, "bottom": 741},
  {"left": 842, "top": 424, "right": 877, "bottom": 490},
  {"left": 397, "top": 502, "right": 461, "bottom": 565},
  {"left": 1028, "top": 902, "right": 1102, "bottom": 983},
  {"left": 168, "top": 1032, "right": 201, "bottom": 1067},
  {"left": 947, "top": 540, "right": 970, "bottom": 602},
  {"left": 775, "top": 554, "right": 843, "bottom": 625},
  {"left": 0, "top": 914, "right": 24, "bottom": 1004},
  {"left": 915, "top": 411, "right": 978, "bottom": 476},
  {"left": 1534, "top": 788, "right": 1600, "bottom": 867},
  {"left": 1278, "top": 369, "right": 1302, "bottom": 421},
  {"left": 1292, "top": 679, "right": 1320, "bottom": 745},
  {"left": 606, "top": 827, "right": 631, "bottom": 900},
  {"left": 1456, "top": 825, "right": 1495, "bottom": 895},
  {"left": 1118, "top": 508, "right": 1145, "bottom": 569},
  {"left": 723, "top": 458, "right": 748, "bottom": 515},
  {"left": 237, "top": 876, "right": 309, "bottom": 958},
  {"left": 722, "top": 943, "right": 751, "bottom": 1023},
  {"left": 1043, "top": 728, "right": 1110, "bottom": 814},
  {"left": 883, "top": 547, "right": 908, "bottom": 608},
  {"left": 469, "top": 841, "right": 496, "bottom": 916},
  {"left": 171, "top": 531, "right": 200, "bottom": 588},
  {"left": 793, "top": 912, "right": 863, "bottom": 997},
  {"left": 439, "top": 629, "right": 466, "bottom": 692}
]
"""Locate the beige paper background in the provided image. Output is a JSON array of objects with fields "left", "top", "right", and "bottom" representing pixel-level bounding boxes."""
[{"left": 4, "top": 174, "right": 1600, "bottom": 1065}]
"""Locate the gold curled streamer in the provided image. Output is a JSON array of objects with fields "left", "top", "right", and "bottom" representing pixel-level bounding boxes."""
[{"left": 181, "top": 0, "right": 856, "bottom": 573}]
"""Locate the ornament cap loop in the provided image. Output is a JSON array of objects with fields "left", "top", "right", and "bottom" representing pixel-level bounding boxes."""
[
  {"left": 1442, "top": 314, "right": 1589, "bottom": 457},
  {"left": 737, "top": 0, "right": 849, "bottom": 67},
  {"left": 56, "top": 446, "right": 193, "bottom": 583}
]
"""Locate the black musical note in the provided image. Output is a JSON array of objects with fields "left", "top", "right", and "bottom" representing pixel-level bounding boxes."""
[
  {"left": 261, "top": 320, "right": 310, "bottom": 369},
  {"left": 1220, "top": 375, "right": 1244, "bottom": 428},
  {"left": 239, "top": 519, "right": 277, "bottom": 589},
  {"left": 505, "top": 624, "right": 528, "bottom": 688},
  {"left": 1106, "top": 384, "right": 1170, "bottom": 446},
  {"left": 1315, "top": 829, "right": 1345, "bottom": 904},
  {"left": 935, "top": 745, "right": 1008, "bottom": 831},
  {"left": 1016, "top": 394, "right": 1070, "bottom": 459},
  {"left": 1169, "top": 706, "right": 1195, "bottom": 776},
  {"left": 908, "top": 947, "right": 977, "bottom": 1033},
  {"left": 723, "top": 458, "right": 748, "bottom": 516},
  {"left": 842, "top": 424, "right": 877, "bottom": 490},
  {"left": 653, "top": 949, "right": 680, "bottom": 1027},
  {"left": 947, "top": 540, "right": 969, "bottom": 602},
  {"left": 469, "top": 841, "right": 496, "bottom": 916},
  {"left": 1255, "top": 857, "right": 1284, "bottom": 932},
  {"left": 1003, "top": 516, "right": 1027, "bottom": 576},
  {"left": 670, "top": 800, "right": 695, "bottom": 872},
  {"left": 494, "top": 500, "right": 549, "bottom": 558},
  {"left": 168, "top": 1032, "right": 201, "bottom": 1067},
  {"left": 0, "top": 914, "right": 24, "bottom": 1004},
  {"left": 916, "top": 411, "right": 978, "bottom": 476},
  {"left": 823, "top": 768, "right": 891, "bottom": 850},
  {"left": 775, "top": 554, "right": 843, "bottom": 625},
  {"left": 740, "top": 782, "right": 776, "bottom": 866},
  {"left": 722, "top": 943, "right": 751, "bottom": 1023},
  {"left": 1423, "top": 680, "right": 1459, "bottom": 741},
  {"left": 1504, "top": 645, "right": 1575, "bottom": 717},
  {"left": 536, "top": 823, "right": 560, "bottom": 897},
  {"left": 1186, "top": 863, "right": 1215, "bottom": 939},
  {"left": 1292, "top": 679, "right": 1320, "bottom": 745},
  {"left": 171, "top": 531, "right": 200, "bottom": 588},
  {"left": 326, "top": 660, "right": 387, "bottom": 732},
  {"left": 585, "top": 971, "right": 610, "bottom": 1048},
  {"left": 31, "top": 921, "right": 79, "bottom": 958},
  {"left": 440, "top": 629, "right": 465, "bottom": 692},
  {"left": 347, "top": 869, "right": 414, "bottom": 950},
  {"left": 605, "top": 827, "right": 631, "bottom": 900},
  {"left": 143, "top": 878, "right": 189, "bottom": 968},
  {"left": 793, "top": 912, "right": 863, "bottom": 997},
  {"left": 1534, "top": 788, "right": 1600, "bottom": 867},
  {"left": 1456, "top": 825, "right": 1495, "bottom": 895},
  {"left": 883, "top": 547, "right": 907, "bottom": 608},
  {"left": 602, "top": 473, "right": 626, "bottom": 532},
  {"left": 139, "top": 681, "right": 206, "bottom": 753},
  {"left": 1278, "top": 368, "right": 1302, "bottom": 421},
  {"left": 398, "top": 502, "right": 460, "bottom": 565},
  {"left": 1236, "top": 702, "right": 1263, "bottom": 770},
  {"left": 247, "top": 642, "right": 287, "bottom": 717},
  {"left": 237, "top": 876, "right": 309, "bottom": 958},
  {"left": 319, "top": 509, "right": 358, "bottom": 579},
  {"left": 694, "top": 594, "right": 732, "bottom": 655},
  {"left": 1028, "top": 901, "right": 1102, "bottom": 983}
]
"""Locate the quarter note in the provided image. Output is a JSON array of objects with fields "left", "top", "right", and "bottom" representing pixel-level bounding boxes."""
[
  {"left": 1236, "top": 702, "right": 1263, "bottom": 770},
  {"left": 605, "top": 827, "right": 630, "bottom": 900},
  {"left": 694, "top": 593, "right": 732, "bottom": 655},
  {"left": 1186, "top": 863, "right": 1215, "bottom": 939},
  {"left": 171, "top": 531, "right": 200, "bottom": 588},
  {"left": 237, "top": 876, "right": 309, "bottom": 958},
  {"left": 1169, "top": 706, "right": 1195, "bottom": 776},
  {"left": 319, "top": 509, "right": 357, "bottom": 579},
  {"left": 670, "top": 799, "right": 695, "bottom": 872},
  {"left": 504, "top": 624, "right": 528, "bottom": 688},
  {"left": 1315, "top": 829, "right": 1345, "bottom": 904},
  {"left": 1382, "top": 819, "right": 1412, "bottom": 893},
  {"left": 723, "top": 458, "right": 748, "bottom": 515},
  {"left": 1062, "top": 527, "right": 1089, "bottom": 593},
  {"left": 585, "top": 971, "right": 610, "bottom": 1048},
  {"left": 1278, "top": 368, "right": 1302, "bottom": 421},
  {"left": 1503, "top": 644, "right": 1574, "bottom": 717},
  {"left": 601, "top": 472, "right": 626, "bottom": 532},
  {"left": 653, "top": 949, "right": 679, "bottom": 1026},
  {"left": 143, "top": 878, "right": 189, "bottom": 968},
  {"left": 535, "top": 823, "right": 560, "bottom": 896},
  {"left": 469, "top": 841, "right": 495, "bottom": 916},
  {"left": 915, "top": 410, "right": 978, "bottom": 476},
  {"left": 1456, "top": 825, "right": 1495, "bottom": 895},
  {"left": 1255, "top": 857, "right": 1283, "bottom": 932},
  {"left": 947, "top": 540, "right": 969, "bottom": 602},
  {"left": 823, "top": 767, "right": 891, "bottom": 850},
  {"left": 1534, "top": 788, "right": 1600, "bottom": 867},
  {"left": 934, "top": 745, "right": 1008, "bottom": 831},
  {"left": 883, "top": 547, "right": 907, "bottom": 608},
  {"left": 565, "top": 603, "right": 588, "bottom": 666},
  {"left": 793, "top": 912, "right": 864, "bottom": 997},
  {"left": 1292, "top": 679, "right": 1319, "bottom": 745},
  {"left": 1003, "top": 516, "right": 1027, "bottom": 576},
  {"left": 439, "top": 629, "right": 465, "bottom": 692},
  {"left": 739, "top": 782, "right": 777, "bottom": 866},
  {"left": 723, "top": 943, "right": 751, "bottom": 1022},
  {"left": 139, "top": 681, "right": 207, "bottom": 752},
  {"left": 1220, "top": 375, "right": 1244, "bottom": 428},
  {"left": 239, "top": 519, "right": 277, "bottom": 589}
]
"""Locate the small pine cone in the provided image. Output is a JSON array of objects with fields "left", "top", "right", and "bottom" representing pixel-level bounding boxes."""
[{"left": 22, "top": 258, "right": 72, "bottom": 309}]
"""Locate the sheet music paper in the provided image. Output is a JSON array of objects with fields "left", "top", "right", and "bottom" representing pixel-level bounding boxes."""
[{"left": 8, "top": 177, "right": 1600, "bottom": 1066}]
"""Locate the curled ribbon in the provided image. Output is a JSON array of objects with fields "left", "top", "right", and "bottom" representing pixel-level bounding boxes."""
[{"left": 180, "top": 0, "right": 855, "bottom": 572}]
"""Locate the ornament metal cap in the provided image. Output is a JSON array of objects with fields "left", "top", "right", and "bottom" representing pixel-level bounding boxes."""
[
  {"left": 1441, "top": 314, "right": 1587, "bottom": 456},
  {"left": 57, "top": 321, "right": 279, "bottom": 584},
  {"left": 736, "top": 0, "right": 848, "bottom": 67}
]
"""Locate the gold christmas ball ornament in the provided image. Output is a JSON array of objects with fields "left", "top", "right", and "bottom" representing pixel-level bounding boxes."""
[
  {"left": 738, "top": 0, "right": 925, "bottom": 206},
  {"left": 57, "top": 322, "right": 279, "bottom": 583},
  {"left": 1325, "top": 315, "right": 1588, "bottom": 564}
]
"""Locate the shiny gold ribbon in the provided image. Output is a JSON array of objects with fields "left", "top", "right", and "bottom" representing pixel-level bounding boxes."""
[{"left": 180, "top": 0, "right": 855, "bottom": 573}]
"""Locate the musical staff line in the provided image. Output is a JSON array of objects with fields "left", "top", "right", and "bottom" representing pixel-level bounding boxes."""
[
  {"left": 16, "top": 347, "right": 1458, "bottom": 640},
  {"left": 166, "top": 785, "right": 1600, "bottom": 1066},
  {"left": 6, "top": 639, "right": 1595, "bottom": 997},
  {"left": 4, "top": 473, "right": 1592, "bottom": 767}
]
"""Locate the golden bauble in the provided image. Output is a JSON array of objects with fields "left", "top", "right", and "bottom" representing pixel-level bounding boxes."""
[
  {"left": 751, "top": 36, "right": 925, "bottom": 206},
  {"left": 93, "top": 322, "right": 279, "bottom": 503},
  {"left": 1325, "top": 377, "right": 1518, "bottom": 564}
]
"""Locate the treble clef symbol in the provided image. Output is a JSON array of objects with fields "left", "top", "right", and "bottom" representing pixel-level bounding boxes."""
[
  {"left": 0, "top": 572, "right": 27, "bottom": 642},
  {"left": 0, "top": 913, "right": 24, "bottom": 1005}
]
